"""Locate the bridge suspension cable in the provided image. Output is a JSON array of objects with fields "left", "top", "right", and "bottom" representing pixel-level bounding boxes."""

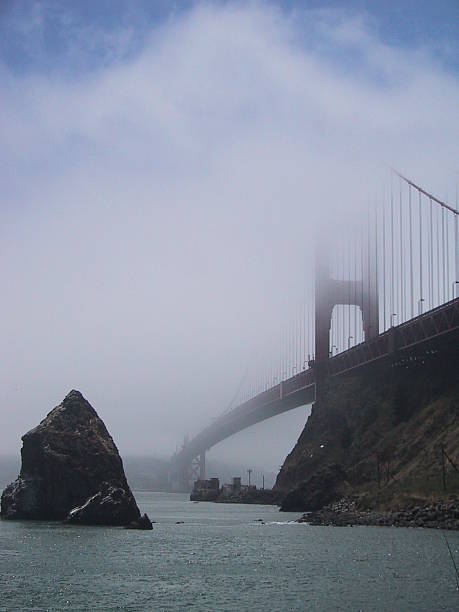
[{"left": 392, "top": 169, "right": 458, "bottom": 216}]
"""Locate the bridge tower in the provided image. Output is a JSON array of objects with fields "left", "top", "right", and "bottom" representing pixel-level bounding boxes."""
[
  {"left": 170, "top": 450, "right": 206, "bottom": 492},
  {"left": 315, "top": 243, "right": 379, "bottom": 366},
  {"left": 199, "top": 451, "right": 206, "bottom": 481}
]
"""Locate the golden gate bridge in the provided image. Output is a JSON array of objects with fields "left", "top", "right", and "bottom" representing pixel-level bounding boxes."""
[{"left": 171, "top": 168, "right": 459, "bottom": 490}]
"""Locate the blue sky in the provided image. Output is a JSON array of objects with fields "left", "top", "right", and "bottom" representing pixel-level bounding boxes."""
[{"left": 1, "top": 1, "right": 458, "bottom": 75}]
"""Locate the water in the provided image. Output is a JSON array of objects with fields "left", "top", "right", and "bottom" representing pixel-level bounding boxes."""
[{"left": 1, "top": 492, "right": 458, "bottom": 611}]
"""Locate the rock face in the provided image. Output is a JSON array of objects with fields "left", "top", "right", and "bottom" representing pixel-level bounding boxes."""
[
  {"left": 66, "top": 483, "right": 153, "bottom": 529},
  {"left": 1, "top": 390, "right": 152, "bottom": 529},
  {"left": 275, "top": 348, "right": 459, "bottom": 512},
  {"left": 280, "top": 464, "right": 349, "bottom": 511}
]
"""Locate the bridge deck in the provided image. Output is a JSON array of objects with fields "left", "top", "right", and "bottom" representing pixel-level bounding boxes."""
[{"left": 173, "top": 298, "right": 459, "bottom": 467}]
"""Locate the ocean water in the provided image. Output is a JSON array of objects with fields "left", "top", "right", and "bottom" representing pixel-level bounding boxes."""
[{"left": 0, "top": 492, "right": 458, "bottom": 611}]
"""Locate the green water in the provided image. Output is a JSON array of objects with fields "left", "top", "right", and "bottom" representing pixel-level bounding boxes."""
[{"left": 0, "top": 492, "right": 458, "bottom": 610}]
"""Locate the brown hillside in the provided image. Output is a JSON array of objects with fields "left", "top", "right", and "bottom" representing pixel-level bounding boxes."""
[{"left": 275, "top": 353, "right": 459, "bottom": 511}]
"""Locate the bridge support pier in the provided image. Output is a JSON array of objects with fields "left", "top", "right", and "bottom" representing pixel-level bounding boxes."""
[
  {"left": 199, "top": 450, "right": 206, "bottom": 481},
  {"left": 170, "top": 449, "right": 207, "bottom": 493}
]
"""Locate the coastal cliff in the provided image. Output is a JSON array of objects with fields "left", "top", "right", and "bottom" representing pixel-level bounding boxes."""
[
  {"left": 1, "top": 390, "right": 152, "bottom": 528},
  {"left": 275, "top": 353, "right": 459, "bottom": 513}
]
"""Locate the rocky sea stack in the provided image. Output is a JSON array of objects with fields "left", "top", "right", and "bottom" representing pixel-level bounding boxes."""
[{"left": 1, "top": 390, "right": 152, "bottom": 529}]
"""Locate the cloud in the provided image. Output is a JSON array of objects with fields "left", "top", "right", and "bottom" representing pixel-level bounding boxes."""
[{"left": 1, "top": 3, "right": 458, "bottom": 468}]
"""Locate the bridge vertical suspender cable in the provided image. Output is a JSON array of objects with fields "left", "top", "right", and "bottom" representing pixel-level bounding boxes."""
[
  {"left": 313, "top": 269, "right": 316, "bottom": 358},
  {"left": 367, "top": 206, "right": 371, "bottom": 336},
  {"left": 280, "top": 324, "right": 284, "bottom": 383},
  {"left": 331, "top": 253, "right": 335, "bottom": 353},
  {"left": 390, "top": 175, "right": 395, "bottom": 325},
  {"left": 409, "top": 185, "right": 414, "bottom": 319},
  {"left": 285, "top": 320, "right": 289, "bottom": 379},
  {"left": 284, "top": 320, "right": 287, "bottom": 379},
  {"left": 382, "top": 190, "right": 387, "bottom": 331},
  {"left": 442, "top": 207, "right": 446, "bottom": 303},
  {"left": 293, "top": 311, "right": 296, "bottom": 376},
  {"left": 343, "top": 242, "right": 346, "bottom": 350},
  {"left": 297, "top": 305, "right": 300, "bottom": 373},
  {"left": 419, "top": 190, "right": 423, "bottom": 313},
  {"left": 375, "top": 198, "right": 379, "bottom": 333},
  {"left": 429, "top": 198, "right": 433, "bottom": 310},
  {"left": 307, "top": 284, "right": 310, "bottom": 361},
  {"left": 335, "top": 252, "right": 338, "bottom": 350},
  {"left": 339, "top": 245, "right": 342, "bottom": 351},
  {"left": 365, "top": 208, "right": 369, "bottom": 338},
  {"left": 445, "top": 198, "right": 450, "bottom": 301},
  {"left": 296, "top": 307, "right": 299, "bottom": 374},
  {"left": 348, "top": 238, "right": 351, "bottom": 346},
  {"left": 456, "top": 185, "right": 459, "bottom": 299},
  {"left": 354, "top": 238, "right": 357, "bottom": 342},
  {"left": 300, "top": 294, "right": 303, "bottom": 371},
  {"left": 360, "top": 225, "right": 364, "bottom": 339},
  {"left": 436, "top": 205, "right": 441, "bottom": 307},
  {"left": 399, "top": 179, "right": 404, "bottom": 322},
  {"left": 302, "top": 291, "right": 306, "bottom": 369},
  {"left": 292, "top": 314, "right": 295, "bottom": 376},
  {"left": 344, "top": 241, "right": 347, "bottom": 347}
]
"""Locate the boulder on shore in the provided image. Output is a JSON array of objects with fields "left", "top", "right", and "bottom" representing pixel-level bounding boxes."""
[{"left": 1, "top": 390, "right": 152, "bottom": 529}]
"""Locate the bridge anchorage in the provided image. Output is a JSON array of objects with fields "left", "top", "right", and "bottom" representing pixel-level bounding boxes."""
[{"left": 170, "top": 169, "right": 459, "bottom": 492}]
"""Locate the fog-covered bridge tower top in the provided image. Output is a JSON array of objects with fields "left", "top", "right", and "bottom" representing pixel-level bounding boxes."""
[{"left": 314, "top": 242, "right": 379, "bottom": 364}]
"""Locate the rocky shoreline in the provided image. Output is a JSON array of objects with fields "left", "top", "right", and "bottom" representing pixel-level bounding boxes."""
[
  {"left": 214, "top": 490, "right": 279, "bottom": 505},
  {"left": 297, "top": 497, "right": 459, "bottom": 530}
]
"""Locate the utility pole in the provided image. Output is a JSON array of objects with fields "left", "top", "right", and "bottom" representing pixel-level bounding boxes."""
[
  {"left": 247, "top": 468, "right": 252, "bottom": 487},
  {"left": 441, "top": 444, "right": 447, "bottom": 492}
]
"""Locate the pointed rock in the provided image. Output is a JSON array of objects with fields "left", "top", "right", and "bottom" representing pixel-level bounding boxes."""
[{"left": 1, "top": 390, "right": 152, "bottom": 529}]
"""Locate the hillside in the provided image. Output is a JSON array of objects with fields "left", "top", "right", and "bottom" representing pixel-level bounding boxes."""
[{"left": 275, "top": 349, "right": 459, "bottom": 511}]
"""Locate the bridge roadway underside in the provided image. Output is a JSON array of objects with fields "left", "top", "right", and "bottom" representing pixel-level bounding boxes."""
[
  {"left": 174, "top": 384, "right": 316, "bottom": 469},
  {"left": 173, "top": 297, "right": 459, "bottom": 471}
]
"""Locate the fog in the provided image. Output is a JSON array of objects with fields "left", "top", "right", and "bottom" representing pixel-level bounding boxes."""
[{"left": 1, "top": 2, "right": 458, "bottom": 471}]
